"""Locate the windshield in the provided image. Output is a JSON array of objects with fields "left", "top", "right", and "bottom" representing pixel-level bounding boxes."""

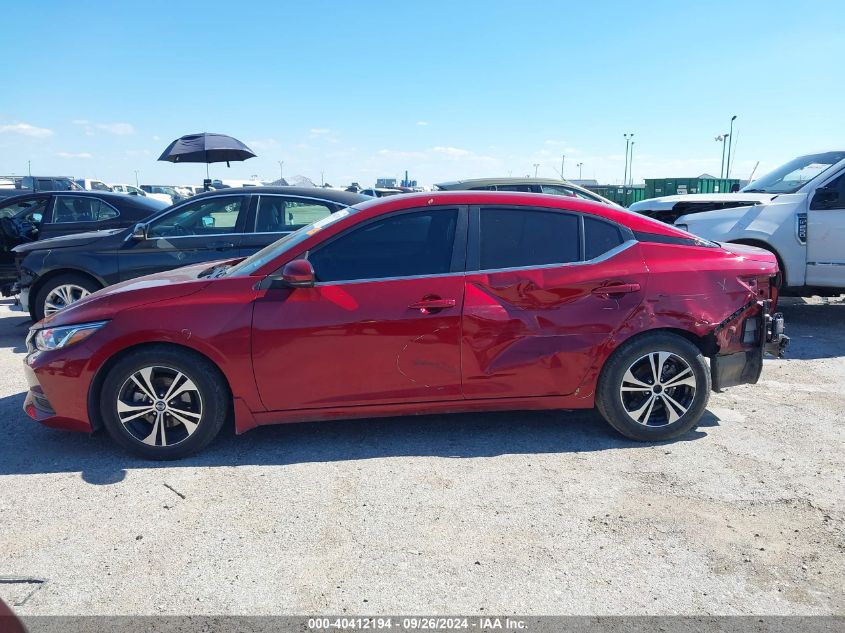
[
  {"left": 742, "top": 151, "right": 845, "bottom": 194},
  {"left": 225, "top": 207, "right": 358, "bottom": 277}
]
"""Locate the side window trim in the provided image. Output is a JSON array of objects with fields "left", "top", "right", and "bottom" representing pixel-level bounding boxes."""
[
  {"left": 298, "top": 205, "right": 468, "bottom": 285},
  {"left": 147, "top": 194, "right": 247, "bottom": 238}
]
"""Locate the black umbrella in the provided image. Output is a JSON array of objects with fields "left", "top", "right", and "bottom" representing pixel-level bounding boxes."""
[{"left": 158, "top": 132, "right": 257, "bottom": 186}]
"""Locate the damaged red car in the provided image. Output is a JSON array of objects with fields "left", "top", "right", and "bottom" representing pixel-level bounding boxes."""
[{"left": 22, "top": 192, "right": 789, "bottom": 459}]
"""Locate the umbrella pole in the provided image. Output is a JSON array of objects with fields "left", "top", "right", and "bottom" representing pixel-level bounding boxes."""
[{"left": 205, "top": 163, "right": 210, "bottom": 191}]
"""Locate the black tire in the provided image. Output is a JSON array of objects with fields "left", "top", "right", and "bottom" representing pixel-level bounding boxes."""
[
  {"left": 99, "top": 346, "right": 230, "bottom": 460},
  {"left": 596, "top": 332, "right": 711, "bottom": 441},
  {"left": 33, "top": 273, "right": 102, "bottom": 322}
]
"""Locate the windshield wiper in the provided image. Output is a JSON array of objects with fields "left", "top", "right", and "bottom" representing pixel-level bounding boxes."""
[{"left": 741, "top": 189, "right": 768, "bottom": 193}]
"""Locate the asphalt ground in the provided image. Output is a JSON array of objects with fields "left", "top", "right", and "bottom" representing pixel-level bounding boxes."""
[{"left": 0, "top": 297, "right": 842, "bottom": 616}]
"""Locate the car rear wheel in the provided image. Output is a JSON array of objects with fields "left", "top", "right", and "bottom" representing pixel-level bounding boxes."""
[
  {"left": 100, "top": 346, "right": 229, "bottom": 460},
  {"left": 596, "top": 332, "right": 711, "bottom": 441},
  {"left": 33, "top": 273, "right": 101, "bottom": 321}
]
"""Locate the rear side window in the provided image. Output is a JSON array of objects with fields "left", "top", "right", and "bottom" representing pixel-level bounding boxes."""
[
  {"left": 584, "top": 216, "right": 623, "bottom": 260},
  {"left": 309, "top": 209, "right": 458, "bottom": 283},
  {"left": 255, "top": 196, "right": 333, "bottom": 232},
  {"left": 52, "top": 196, "right": 119, "bottom": 223},
  {"left": 480, "top": 208, "right": 579, "bottom": 270}
]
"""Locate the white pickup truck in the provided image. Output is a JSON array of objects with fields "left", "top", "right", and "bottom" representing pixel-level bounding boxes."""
[{"left": 630, "top": 151, "right": 845, "bottom": 294}]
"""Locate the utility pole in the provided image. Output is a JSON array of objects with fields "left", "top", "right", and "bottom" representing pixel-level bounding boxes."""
[
  {"left": 561, "top": 155, "right": 565, "bottom": 179},
  {"left": 533, "top": 163, "right": 540, "bottom": 178},
  {"left": 134, "top": 170, "right": 140, "bottom": 187},
  {"left": 716, "top": 134, "right": 729, "bottom": 179},
  {"left": 726, "top": 115, "right": 737, "bottom": 179},
  {"left": 277, "top": 160, "right": 284, "bottom": 182},
  {"left": 577, "top": 162, "right": 583, "bottom": 180},
  {"left": 27, "top": 160, "right": 31, "bottom": 177}
]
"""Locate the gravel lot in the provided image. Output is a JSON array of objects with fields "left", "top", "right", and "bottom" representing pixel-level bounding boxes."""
[{"left": 0, "top": 297, "right": 842, "bottom": 616}]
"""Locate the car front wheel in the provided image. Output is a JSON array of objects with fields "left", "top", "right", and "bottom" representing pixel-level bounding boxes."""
[
  {"left": 33, "top": 273, "right": 101, "bottom": 321},
  {"left": 596, "top": 332, "right": 711, "bottom": 441},
  {"left": 99, "top": 346, "right": 230, "bottom": 459}
]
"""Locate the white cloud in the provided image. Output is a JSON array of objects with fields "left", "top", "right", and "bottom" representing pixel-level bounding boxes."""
[
  {"left": 96, "top": 122, "right": 134, "bottom": 135},
  {"left": 56, "top": 151, "right": 92, "bottom": 159},
  {"left": 71, "top": 119, "right": 89, "bottom": 125},
  {"left": 310, "top": 128, "right": 330, "bottom": 135},
  {"left": 431, "top": 146, "right": 471, "bottom": 157},
  {"left": 152, "top": 135, "right": 161, "bottom": 141},
  {"left": 246, "top": 138, "right": 278, "bottom": 152},
  {"left": 416, "top": 121, "right": 429, "bottom": 126},
  {"left": 0, "top": 123, "right": 54, "bottom": 138}
]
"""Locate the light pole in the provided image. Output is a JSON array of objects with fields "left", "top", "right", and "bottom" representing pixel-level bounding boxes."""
[
  {"left": 134, "top": 170, "right": 140, "bottom": 187},
  {"left": 533, "top": 163, "right": 540, "bottom": 178},
  {"left": 576, "top": 162, "right": 583, "bottom": 180},
  {"left": 628, "top": 141, "right": 635, "bottom": 188},
  {"left": 623, "top": 133, "right": 633, "bottom": 201},
  {"left": 715, "top": 134, "right": 729, "bottom": 179},
  {"left": 726, "top": 115, "right": 737, "bottom": 179},
  {"left": 277, "top": 160, "right": 284, "bottom": 182},
  {"left": 560, "top": 155, "right": 565, "bottom": 179}
]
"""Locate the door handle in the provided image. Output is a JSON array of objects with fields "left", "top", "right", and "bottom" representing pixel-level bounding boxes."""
[
  {"left": 591, "top": 283, "right": 641, "bottom": 296},
  {"left": 409, "top": 297, "right": 456, "bottom": 314},
  {"left": 209, "top": 241, "right": 235, "bottom": 251}
]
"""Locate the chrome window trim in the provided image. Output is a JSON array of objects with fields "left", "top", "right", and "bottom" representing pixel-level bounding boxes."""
[
  {"left": 311, "top": 240, "right": 636, "bottom": 286},
  {"left": 468, "top": 239, "right": 637, "bottom": 275},
  {"left": 52, "top": 194, "right": 120, "bottom": 223},
  {"left": 314, "top": 270, "right": 466, "bottom": 287}
]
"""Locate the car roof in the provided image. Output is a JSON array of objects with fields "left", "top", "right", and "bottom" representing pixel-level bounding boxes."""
[
  {"left": 436, "top": 177, "right": 587, "bottom": 188},
  {"left": 351, "top": 190, "right": 688, "bottom": 236},
  {"left": 185, "top": 186, "right": 368, "bottom": 205}
]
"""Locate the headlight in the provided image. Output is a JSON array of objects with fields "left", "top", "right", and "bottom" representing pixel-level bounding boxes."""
[
  {"left": 675, "top": 223, "right": 689, "bottom": 232},
  {"left": 33, "top": 321, "right": 108, "bottom": 351}
]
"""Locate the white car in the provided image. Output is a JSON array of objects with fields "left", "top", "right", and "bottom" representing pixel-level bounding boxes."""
[
  {"left": 74, "top": 178, "right": 112, "bottom": 192},
  {"left": 630, "top": 151, "right": 845, "bottom": 294},
  {"left": 109, "top": 183, "right": 173, "bottom": 206}
]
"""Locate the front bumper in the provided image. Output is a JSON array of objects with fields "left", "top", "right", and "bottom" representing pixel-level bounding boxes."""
[{"left": 22, "top": 342, "right": 95, "bottom": 433}]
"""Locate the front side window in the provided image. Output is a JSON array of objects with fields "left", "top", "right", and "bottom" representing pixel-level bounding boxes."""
[
  {"left": 255, "top": 196, "right": 333, "bottom": 232},
  {"left": 52, "top": 196, "right": 119, "bottom": 223},
  {"left": 91, "top": 181, "right": 111, "bottom": 191},
  {"left": 479, "top": 208, "right": 579, "bottom": 270},
  {"left": 743, "top": 151, "right": 845, "bottom": 194},
  {"left": 309, "top": 209, "right": 458, "bottom": 283},
  {"left": 148, "top": 196, "right": 243, "bottom": 237}
]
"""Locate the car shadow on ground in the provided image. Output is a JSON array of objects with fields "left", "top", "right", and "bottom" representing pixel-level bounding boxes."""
[
  {"left": 777, "top": 297, "right": 845, "bottom": 360},
  {"left": 0, "top": 301, "right": 30, "bottom": 354},
  {"left": 0, "top": 391, "right": 719, "bottom": 485}
]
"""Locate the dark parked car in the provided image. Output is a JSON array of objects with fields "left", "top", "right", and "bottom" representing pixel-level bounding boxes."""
[
  {"left": 434, "top": 177, "right": 620, "bottom": 207},
  {"left": 15, "top": 186, "right": 366, "bottom": 321},
  {"left": 0, "top": 175, "right": 84, "bottom": 200},
  {"left": 0, "top": 191, "right": 167, "bottom": 291}
]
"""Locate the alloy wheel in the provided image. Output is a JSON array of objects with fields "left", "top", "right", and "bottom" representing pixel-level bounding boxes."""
[
  {"left": 619, "top": 351, "right": 697, "bottom": 427},
  {"left": 116, "top": 366, "right": 203, "bottom": 447},
  {"left": 44, "top": 284, "right": 91, "bottom": 317}
]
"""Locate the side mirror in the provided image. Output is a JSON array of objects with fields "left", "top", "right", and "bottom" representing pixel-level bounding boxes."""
[
  {"left": 277, "top": 259, "right": 315, "bottom": 288},
  {"left": 130, "top": 223, "right": 147, "bottom": 241},
  {"left": 812, "top": 186, "right": 840, "bottom": 210}
]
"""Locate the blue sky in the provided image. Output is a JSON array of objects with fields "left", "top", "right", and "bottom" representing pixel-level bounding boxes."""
[{"left": 1, "top": 0, "right": 842, "bottom": 188}]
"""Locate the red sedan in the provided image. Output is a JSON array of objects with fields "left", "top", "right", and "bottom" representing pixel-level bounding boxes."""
[{"left": 22, "top": 192, "right": 789, "bottom": 459}]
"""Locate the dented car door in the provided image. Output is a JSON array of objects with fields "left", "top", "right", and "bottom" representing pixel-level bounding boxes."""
[{"left": 461, "top": 206, "right": 648, "bottom": 399}]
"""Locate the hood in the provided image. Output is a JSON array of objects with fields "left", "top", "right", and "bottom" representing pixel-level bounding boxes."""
[
  {"left": 38, "top": 261, "right": 219, "bottom": 327},
  {"left": 630, "top": 193, "right": 777, "bottom": 212},
  {"left": 719, "top": 242, "right": 779, "bottom": 266},
  {"left": 629, "top": 193, "right": 780, "bottom": 225},
  {"left": 13, "top": 228, "right": 125, "bottom": 254}
]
